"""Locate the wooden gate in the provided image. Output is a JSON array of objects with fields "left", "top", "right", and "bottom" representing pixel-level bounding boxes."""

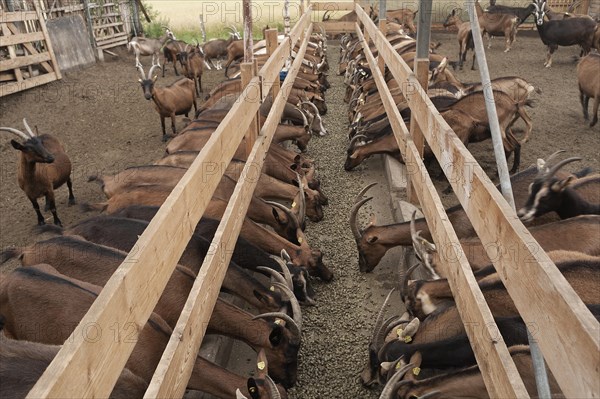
[
  {"left": 0, "top": 0, "right": 61, "bottom": 97},
  {"left": 88, "top": 0, "right": 128, "bottom": 50}
]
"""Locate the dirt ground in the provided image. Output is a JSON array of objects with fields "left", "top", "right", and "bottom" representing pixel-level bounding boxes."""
[{"left": 0, "top": 29, "right": 598, "bottom": 397}]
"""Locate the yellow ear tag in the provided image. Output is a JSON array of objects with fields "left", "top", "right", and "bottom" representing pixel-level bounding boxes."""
[
  {"left": 395, "top": 362, "right": 403, "bottom": 370},
  {"left": 292, "top": 201, "right": 297, "bottom": 208},
  {"left": 298, "top": 237, "right": 303, "bottom": 243},
  {"left": 274, "top": 319, "right": 282, "bottom": 325},
  {"left": 412, "top": 367, "right": 421, "bottom": 376},
  {"left": 396, "top": 328, "right": 403, "bottom": 337},
  {"left": 270, "top": 285, "right": 275, "bottom": 291},
  {"left": 257, "top": 361, "right": 266, "bottom": 371},
  {"left": 404, "top": 336, "right": 412, "bottom": 343}
]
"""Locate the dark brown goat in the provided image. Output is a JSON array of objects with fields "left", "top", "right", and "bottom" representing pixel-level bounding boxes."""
[
  {"left": 0, "top": 120, "right": 75, "bottom": 226},
  {"left": 0, "top": 335, "right": 148, "bottom": 399},
  {"left": 137, "top": 63, "right": 197, "bottom": 141}
]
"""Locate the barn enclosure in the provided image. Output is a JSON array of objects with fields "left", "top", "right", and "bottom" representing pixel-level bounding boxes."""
[{"left": 0, "top": 0, "right": 599, "bottom": 398}]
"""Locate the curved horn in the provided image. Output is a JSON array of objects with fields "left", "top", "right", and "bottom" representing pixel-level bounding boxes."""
[
  {"left": 264, "top": 375, "right": 281, "bottom": 399},
  {"left": 281, "top": 249, "right": 292, "bottom": 263},
  {"left": 265, "top": 200, "right": 300, "bottom": 232},
  {"left": 300, "top": 100, "right": 321, "bottom": 117},
  {"left": 378, "top": 363, "right": 415, "bottom": 399},
  {"left": 417, "top": 391, "right": 442, "bottom": 399},
  {"left": 136, "top": 62, "right": 147, "bottom": 80},
  {"left": 400, "top": 263, "right": 421, "bottom": 302},
  {"left": 350, "top": 196, "right": 372, "bottom": 241},
  {"left": 348, "top": 134, "right": 368, "bottom": 150},
  {"left": 235, "top": 388, "right": 248, "bottom": 399},
  {"left": 292, "top": 104, "right": 310, "bottom": 129},
  {"left": 296, "top": 173, "right": 306, "bottom": 225},
  {"left": 253, "top": 312, "right": 301, "bottom": 341},
  {"left": 546, "top": 157, "right": 582, "bottom": 180},
  {"left": 257, "top": 266, "right": 288, "bottom": 287},
  {"left": 268, "top": 254, "right": 294, "bottom": 290},
  {"left": 537, "top": 149, "right": 566, "bottom": 173},
  {"left": 22, "top": 118, "right": 35, "bottom": 137},
  {"left": 272, "top": 282, "right": 302, "bottom": 331},
  {"left": 0, "top": 126, "right": 30, "bottom": 141},
  {"left": 148, "top": 64, "right": 162, "bottom": 80},
  {"left": 371, "top": 288, "right": 396, "bottom": 347}
]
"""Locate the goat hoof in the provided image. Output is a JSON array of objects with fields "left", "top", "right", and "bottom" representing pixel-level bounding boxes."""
[
  {"left": 162, "top": 135, "right": 171, "bottom": 142},
  {"left": 68, "top": 198, "right": 77, "bottom": 206}
]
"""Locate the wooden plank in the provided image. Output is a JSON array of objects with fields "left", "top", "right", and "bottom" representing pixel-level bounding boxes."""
[
  {"left": 144, "top": 22, "right": 313, "bottom": 399},
  {"left": 0, "top": 11, "right": 39, "bottom": 22},
  {"left": 357, "top": 6, "right": 600, "bottom": 397},
  {"left": 265, "top": 28, "right": 281, "bottom": 98},
  {"left": 355, "top": 21, "right": 529, "bottom": 399},
  {"left": 4, "top": 23, "right": 54, "bottom": 74},
  {"left": 93, "top": 21, "right": 122, "bottom": 29},
  {"left": 0, "top": 52, "right": 51, "bottom": 72},
  {"left": 26, "top": 75, "right": 263, "bottom": 399},
  {"left": 313, "top": 21, "right": 355, "bottom": 32},
  {"left": 33, "top": 0, "right": 61, "bottom": 80},
  {"left": 1, "top": 23, "right": 23, "bottom": 82},
  {"left": 407, "top": 57, "right": 428, "bottom": 205},
  {"left": 0, "top": 30, "right": 44, "bottom": 46},
  {"left": 0, "top": 71, "right": 57, "bottom": 97},
  {"left": 241, "top": 61, "right": 259, "bottom": 157},
  {"left": 311, "top": 1, "right": 355, "bottom": 11}
]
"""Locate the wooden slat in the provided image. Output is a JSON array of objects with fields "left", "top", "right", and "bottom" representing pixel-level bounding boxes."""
[
  {"left": 0, "top": 52, "right": 51, "bottom": 72},
  {"left": 4, "top": 23, "right": 54, "bottom": 74},
  {"left": 354, "top": 21, "right": 529, "bottom": 399},
  {"left": 0, "top": 71, "right": 56, "bottom": 97},
  {"left": 311, "top": 1, "right": 355, "bottom": 11},
  {"left": 0, "top": 30, "right": 44, "bottom": 46},
  {"left": 26, "top": 74, "right": 263, "bottom": 398},
  {"left": 33, "top": 1, "right": 61, "bottom": 79},
  {"left": 144, "top": 24, "right": 313, "bottom": 398},
  {"left": 0, "top": 11, "right": 38, "bottom": 22},
  {"left": 93, "top": 21, "right": 123, "bottom": 29},
  {"left": 356, "top": 5, "right": 600, "bottom": 397},
  {"left": 313, "top": 21, "right": 355, "bottom": 32}
]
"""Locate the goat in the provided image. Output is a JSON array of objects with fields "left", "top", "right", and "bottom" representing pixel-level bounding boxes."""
[
  {"left": 443, "top": 9, "right": 476, "bottom": 70},
  {"left": 486, "top": 0, "right": 536, "bottom": 26},
  {"left": 202, "top": 27, "right": 241, "bottom": 70},
  {"left": 532, "top": 1, "right": 597, "bottom": 67},
  {"left": 137, "top": 62, "right": 197, "bottom": 141},
  {"left": 0, "top": 264, "right": 286, "bottom": 398},
  {"left": 0, "top": 119, "right": 75, "bottom": 226},
  {"left": 350, "top": 155, "right": 594, "bottom": 272},
  {"left": 161, "top": 38, "right": 189, "bottom": 77},
  {"left": 475, "top": 0, "right": 519, "bottom": 52},
  {"left": 385, "top": 346, "right": 563, "bottom": 398},
  {"left": 0, "top": 334, "right": 148, "bottom": 399},
  {"left": 127, "top": 27, "right": 174, "bottom": 67},
  {"left": 577, "top": 53, "right": 600, "bottom": 127},
  {"left": 183, "top": 50, "right": 204, "bottom": 95},
  {"left": 518, "top": 157, "right": 599, "bottom": 221}
]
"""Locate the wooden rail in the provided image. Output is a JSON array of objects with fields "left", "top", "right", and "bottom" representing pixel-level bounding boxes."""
[
  {"left": 27, "top": 6, "right": 313, "bottom": 398},
  {"left": 353, "top": 3, "right": 599, "bottom": 397}
]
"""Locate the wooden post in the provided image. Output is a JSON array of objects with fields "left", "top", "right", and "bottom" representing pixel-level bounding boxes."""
[
  {"left": 265, "top": 28, "right": 280, "bottom": 98},
  {"left": 300, "top": 0, "right": 304, "bottom": 16},
  {"left": 283, "top": 0, "right": 290, "bottom": 35},
  {"left": 243, "top": 0, "right": 254, "bottom": 63},
  {"left": 199, "top": 14, "right": 206, "bottom": 43},
  {"left": 377, "top": 19, "right": 386, "bottom": 73}
]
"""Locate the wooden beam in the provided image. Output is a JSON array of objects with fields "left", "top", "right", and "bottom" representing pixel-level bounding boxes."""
[
  {"left": 356, "top": 6, "right": 600, "bottom": 397},
  {"left": 311, "top": 2, "right": 355, "bottom": 11},
  {"left": 0, "top": 11, "right": 39, "bottom": 22},
  {"left": 406, "top": 57, "right": 428, "bottom": 205},
  {"left": 241, "top": 61, "right": 260, "bottom": 157},
  {"left": 34, "top": 0, "right": 61, "bottom": 79},
  {"left": 355, "top": 21, "right": 529, "bottom": 399},
  {"left": 0, "top": 52, "right": 51, "bottom": 72},
  {"left": 27, "top": 75, "right": 263, "bottom": 399},
  {"left": 313, "top": 21, "right": 355, "bottom": 33},
  {"left": 0, "top": 30, "right": 44, "bottom": 46},
  {"left": 144, "top": 23, "right": 313, "bottom": 398},
  {"left": 0, "top": 72, "right": 57, "bottom": 97},
  {"left": 265, "top": 28, "right": 280, "bottom": 98}
]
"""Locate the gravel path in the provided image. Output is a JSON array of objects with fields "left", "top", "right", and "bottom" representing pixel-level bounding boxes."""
[{"left": 286, "top": 43, "right": 401, "bottom": 399}]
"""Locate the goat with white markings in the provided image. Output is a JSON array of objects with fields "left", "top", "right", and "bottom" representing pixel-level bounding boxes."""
[
  {"left": 0, "top": 119, "right": 75, "bottom": 226},
  {"left": 532, "top": 0, "right": 597, "bottom": 67},
  {"left": 127, "top": 28, "right": 174, "bottom": 67},
  {"left": 137, "top": 62, "right": 197, "bottom": 141}
]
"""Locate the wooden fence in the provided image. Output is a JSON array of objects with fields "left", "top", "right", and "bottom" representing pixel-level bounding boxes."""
[
  {"left": 26, "top": 7, "right": 313, "bottom": 399},
  {"left": 338, "top": 2, "right": 598, "bottom": 397},
  {"left": 0, "top": 0, "right": 61, "bottom": 97}
]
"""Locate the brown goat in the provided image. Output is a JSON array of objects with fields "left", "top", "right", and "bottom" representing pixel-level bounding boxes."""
[
  {"left": 0, "top": 120, "right": 75, "bottom": 226},
  {"left": 183, "top": 50, "right": 204, "bottom": 95},
  {"left": 137, "top": 63, "right": 197, "bottom": 141},
  {"left": 577, "top": 53, "right": 600, "bottom": 127},
  {"left": 443, "top": 9, "right": 476, "bottom": 70},
  {"left": 0, "top": 264, "right": 286, "bottom": 398},
  {"left": 475, "top": 0, "right": 519, "bottom": 52},
  {"left": 0, "top": 335, "right": 148, "bottom": 399}
]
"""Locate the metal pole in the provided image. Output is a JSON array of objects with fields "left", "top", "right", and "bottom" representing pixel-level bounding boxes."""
[
  {"left": 284, "top": 0, "right": 290, "bottom": 35},
  {"left": 466, "top": 0, "right": 515, "bottom": 209},
  {"left": 243, "top": 0, "right": 253, "bottom": 63},
  {"left": 466, "top": 2, "right": 550, "bottom": 398},
  {"left": 415, "top": 0, "right": 432, "bottom": 58}
]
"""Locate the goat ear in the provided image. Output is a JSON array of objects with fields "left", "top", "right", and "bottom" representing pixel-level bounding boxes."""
[
  {"left": 272, "top": 207, "right": 284, "bottom": 225},
  {"left": 551, "top": 176, "right": 575, "bottom": 192},
  {"left": 366, "top": 235, "right": 378, "bottom": 244},
  {"left": 451, "top": 9, "right": 456, "bottom": 16},
  {"left": 10, "top": 139, "right": 25, "bottom": 152}
]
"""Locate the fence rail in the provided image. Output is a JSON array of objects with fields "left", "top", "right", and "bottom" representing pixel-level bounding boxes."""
[
  {"left": 27, "top": 6, "right": 313, "bottom": 399},
  {"left": 351, "top": 2, "right": 599, "bottom": 397}
]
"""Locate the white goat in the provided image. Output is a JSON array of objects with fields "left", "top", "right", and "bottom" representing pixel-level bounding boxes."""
[{"left": 128, "top": 28, "right": 175, "bottom": 67}]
